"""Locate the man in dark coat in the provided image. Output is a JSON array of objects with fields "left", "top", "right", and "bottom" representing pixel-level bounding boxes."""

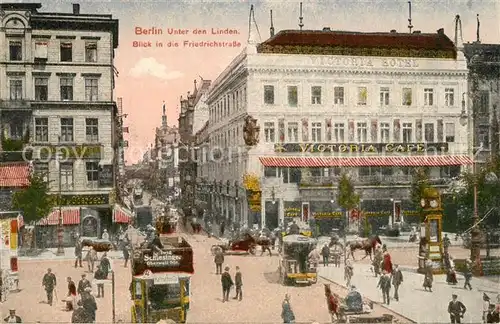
[
  {"left": 391, "top": 264, "right": 403, "bottom": 301},
  {"left": 122, "top": 243, "right": 130, "bottom": 267},
  {"left": 448, "top": 294, "right": 466, "bottom": 323},
  {"left": 71, "top": 305, "right": 90, "bottom": 323},
  {"left": 487, "top": 304, "right": 500, "bottom": 323},
  {"left": 94, "top": 265, "right": 107, "bottom": 298},
  {"left": 77, "top": 274, "right": 91, "bottom": 295},
  {"left": 74, "top": 240, "right": 83, "bottom": 268},
  {"left": 321, "top": 244, "right": 330, "bottom": 266},
  {"left": 214, "top": 249, "right": 224, "bottom": 274},
  {"left": 99, "top": 252, "right": 111, "bottom": 278},
  {"left": 4, "top": 309, "right": 22, "bottom": 323},
  {"left": 221, "top": 266, "right": 233, "bottom": 302},
  {"left": 79, "top": 288, "right": 97, "bottom": 323},
  {"left": 42, "top": 268, "right": 57, "bottom": 306},
  {"left": 377, "top": 270, "right": 392, "bottom": 305},
  {"left": 233, "top": 266, "right": 242, "bottom": 301}
]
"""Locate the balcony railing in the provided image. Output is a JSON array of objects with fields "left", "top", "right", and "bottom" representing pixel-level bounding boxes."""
[{"left": 299, "top": 175, "right": 450, "bottom": 187}]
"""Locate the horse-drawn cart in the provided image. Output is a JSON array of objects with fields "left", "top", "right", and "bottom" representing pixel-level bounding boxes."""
[{"left": 81, "top": 238, "right": 113, "bottom": 252}]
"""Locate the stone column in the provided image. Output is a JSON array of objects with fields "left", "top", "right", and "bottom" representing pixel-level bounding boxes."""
[
  {"left": 232, "top": 201, "right": 236, "bottom": 225},
  {"left": 260, "top": 192, "right": 266, "bottom": 229},
  {"left": 279, "top": 198, "right": 285, "bottom": 226}
]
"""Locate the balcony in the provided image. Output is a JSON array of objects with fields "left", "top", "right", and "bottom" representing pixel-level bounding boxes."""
[{"left": 299, "top": 175, "right": 449, "bottom": 187}]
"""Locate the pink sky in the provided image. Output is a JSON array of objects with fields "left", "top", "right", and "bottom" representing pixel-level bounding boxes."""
[{"left": 33, "top": 0, "right": 499, "bottom": 164}]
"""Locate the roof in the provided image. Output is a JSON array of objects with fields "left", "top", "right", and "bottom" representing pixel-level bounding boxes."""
[
  {"left": 0, "top": 163, "right": 30, "bottom": 187},
  {"left": 258, "top": 29, "right": 457, "bottom": 58}
]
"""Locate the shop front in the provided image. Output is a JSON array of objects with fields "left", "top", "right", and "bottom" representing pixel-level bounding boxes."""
[
  {"left": 310, "top": 201, "right": 343, "bottom": 236},
  {"left": 361, "top": 200, "right": 392, "bottom": 234},
  {"left": 283, "top": 201, "right": 301, "bottom": 228}
]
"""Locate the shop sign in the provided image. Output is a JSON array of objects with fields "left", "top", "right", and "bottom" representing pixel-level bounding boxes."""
[
  {"left": 403, "top": 210, "right": 420, "bottom": 216},
  {"left": 98, "top": 165, "right": 114, "bottom": 187},
  {"left": 285, "top": 208, "right": 301, "bottom": 217},
  {"left": 274, "top": 142, "right": 448, "bottom": 154},
  {"left": 39, "top": 145, "right": 102, "bottom": 159},
  {"left": 363, "top": 211, "right": 391, "bottom": 217},
  {"left": 154, "top": 274, "right": 179, "bottom": 285},
  {"left": 313, "top": 211, "right": 342, "bottom": 218},
  {"left": 247, "top": 190, "right": 261, "bottom": 212},
  {"left": 54, "top": 194, "right": 109, "bottom": 206},
  {"left": 144, "top": 251, "right": 182, "bottom": 267}
]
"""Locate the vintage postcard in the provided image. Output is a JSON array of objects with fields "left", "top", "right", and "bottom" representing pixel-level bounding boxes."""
[{"left": 0, "top": 0, "right": 499, "bottom": 323}]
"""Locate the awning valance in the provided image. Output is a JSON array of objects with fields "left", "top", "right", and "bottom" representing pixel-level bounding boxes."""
[
  {"left": 38, "top": 208, "right": 80, "bottom": 226},
  {"left": 113, "top": 204, "right": 133, "bottom": 223},
  {"left": 259, "top": 155, "right": 473, "bottom": 168}
]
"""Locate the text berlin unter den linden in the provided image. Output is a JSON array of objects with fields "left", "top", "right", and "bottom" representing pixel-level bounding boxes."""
[{"left": 133, "top": 27, "right": 242, "bottom": 48}]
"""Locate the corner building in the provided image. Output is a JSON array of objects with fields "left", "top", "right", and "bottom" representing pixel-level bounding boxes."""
[
  {"left": 0, "top": 3, "right": 121, "bottom": 244},
  {"left": 203, "top": 28, "right": 471, "bottom": 233}
]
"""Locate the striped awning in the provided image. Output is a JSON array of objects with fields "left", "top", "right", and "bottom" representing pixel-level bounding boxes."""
[
  {"left": 259, "top": 155, "right": 473, "bottom": 167},
  {"left": 0, "top": 163, "right": 31, "bottom": 187},
  {"left": 38, "top": 208, "right": 80, "bottom": 226},
  {"left": 113, "top": 204, "right": 133, "bottom": 223}
]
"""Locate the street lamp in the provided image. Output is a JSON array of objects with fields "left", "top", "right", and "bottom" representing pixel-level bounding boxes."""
[{"left": 271, "top": 187, "right": 276, "bottom": 204}]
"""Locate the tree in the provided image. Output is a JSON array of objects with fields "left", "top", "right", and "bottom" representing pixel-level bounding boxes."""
[
  {"left": 410, "top": 167, "right": 431, "bottom": 214},
  {"left": 337, "top": 173, "right": 360, "bottom": 234},
  {"left": 12, "top": 173, "right": 56, "bottom": 224}
]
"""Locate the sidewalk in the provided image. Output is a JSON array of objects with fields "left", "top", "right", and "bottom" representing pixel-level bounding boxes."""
[
  {"left": 318, "top": 263, "right": 494, "bottom": 323},
  {"left": 18, "top": 248, "right": 125, "bottom": 261}
]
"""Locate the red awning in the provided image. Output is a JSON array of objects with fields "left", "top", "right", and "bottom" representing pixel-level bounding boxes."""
[
  {"left": 0, "top": 163, "right": 30, "bottom": 187},
  {"left": 259, "top": 155, "right": 473, "bottom": 167},
  {"left": 113, "top": 205, "right": 133, "bottom": 223},
  {"left": 38, "top": 208, "right": 80, "bottom": 226}
]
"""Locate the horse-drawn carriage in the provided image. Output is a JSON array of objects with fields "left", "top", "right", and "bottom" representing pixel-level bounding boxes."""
[
  {"left": 211, "top": 232, "right": 257, "bottom": 255},
  {"left": 81, "top": 237, "right": 113, "bottom": 252}
]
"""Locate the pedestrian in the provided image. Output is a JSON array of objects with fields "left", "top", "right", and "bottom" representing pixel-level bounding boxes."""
[
  {"left": 214, "top": 248, "right": 224, "bottom": 275},
  {"left": 484, "top": 293, "right": 492, "bottom": 323},
  {"left": 220, "top": 220, "right": 225, "bottom": 237},
  {"left": 487, "top": 304, "right": 500, "bottom": 323},
  {"left": 79, "top": 287, "right": 97, "bottom": 323},
  {"left": 101, "top": 229, "right": 109, "bottom": 240},
  {"left": 66, "top": 277, "right": 77, "bottom": 311},
  {"left": 382, "top": 249, "right": 393, "bottom": 274},
  {"left": 77, "top": 274, "right": 91, "bottom": 295},
  {"left": 463, "top": 259, "right": 473, "bottom": 290},
  {"left": 85, "top": 247, "right": 97, "bottom": 273},
  {"left": 221, "top": 266, "right": 233, "bottom": 302},
  {"left": 321, "top": 243, "right": 330, "bottom": 267},
  {"left": 99, "top": 252, "right": 111, "bottom": 278},
  {"left": 281, "top": 294, "right": 296, "bottom": 323},
  {"left": 448, "top": 294, "right": 466, "bottom": 323},
  {"left": 308, "top": 248, "right": 320, "bottom": 269},
  {"left": 71, "top": 305, "right": 89, "bottom": 323},
  {"left": 94, "top": 265, "right": 107, "bottom": 298},
  {"left": 74, "top": 240, "right": 83, "bottom": 268},
  {"left": 42, "top": 268, "right": 57, "bottom": 306},
  {"left": 391, "top": 264, "right": 403, "bottom": 301},
  {"left": 372, "top": 246, "right": 383, "bottom": 277},
  {"left": 377, "top": 270, "right": 392, "bottom": 305},
  {"left": 423, "top": 260, "right": 433, "bottom": 292},
  {"left": 443, "top": 233, "right": 451, "bottom": 254},
  {"left": 122, "top": 243, "right": 130, "bottom": 267},
  {"left": 233, "top": 266, "right": 242, "bottom": 301},
  {"left": 324, "top": 284, "right": 339, "bottom": 322},
  {"left": 345, "top": 259, "right": 353, "bottom": 287},
  {"left": 0, "top": 269, "right": 3, "bottom": 302},
  {"left": 3, "top": 309, "right": 22, "bottom": 323}
]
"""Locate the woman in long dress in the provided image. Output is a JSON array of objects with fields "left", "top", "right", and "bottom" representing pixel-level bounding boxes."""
[
  {"left": 382, "top": 251, "right": 393, "bottom": 274},
  {"left": 281, "top": 294, "right": 295, "bottom": 323}
]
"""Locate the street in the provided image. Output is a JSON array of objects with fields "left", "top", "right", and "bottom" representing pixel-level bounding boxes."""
[{"left": 1, "top": 230, "right": 410, "bottom": 323}]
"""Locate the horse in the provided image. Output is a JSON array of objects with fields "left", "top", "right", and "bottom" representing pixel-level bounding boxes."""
[{"left": 346, "top": 235, "right": 382, "bottom": 261}]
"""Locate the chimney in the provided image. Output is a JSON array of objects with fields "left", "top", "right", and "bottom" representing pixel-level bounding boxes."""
[
  {"left": 72, "top": 3, "right": 80, "bottom": 14},
  {"left": 323, "top": 27, "right": 331, "bottom": 31},
  {"left": 390, "top": 29, "right": 397, "bottom": 33},
  {"left": 437, "top": 28, "right": 444, "bottom": 35}
]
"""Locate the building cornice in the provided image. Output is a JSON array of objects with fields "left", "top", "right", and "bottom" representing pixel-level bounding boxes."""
[
  {"left": 247, "top": 67, "right": 467, "bottom": 77},
  {"left": 207, "top": 66, "right": 248, "bottom": 105}
]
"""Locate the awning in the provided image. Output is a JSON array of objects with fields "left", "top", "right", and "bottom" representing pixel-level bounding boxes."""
[
  {"left": 38, "top": 208, "right": 81, "bottom": 226},
  {"left": 113, "top": 204, "right": 133, "bottom": 223},
  {"left": 0, "top": 162, "right": 30, "bottom": 187},
  {"left": 259, "top": 155, "right": 473, "bottom": 167}
]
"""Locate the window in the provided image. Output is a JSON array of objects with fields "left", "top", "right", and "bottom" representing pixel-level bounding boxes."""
[
  {"left": 9, "top": 41, "right": 22, "bottom": 61},
  {"left": 445, "top": 88, "right": 455, "bottom": 106},
  {"left": 35, "top": 118, "right": 49, "bottom": 142},
  {"left": 334, "top": 86, "right": 344, "bottom": 105},
  {"left": 424, "top": 123, "right": 434, "bottom": 142},
  {"left": 424, "top": 88, "right": 434, "bottom": 106},
  {"left": 311, "top": 122, "right": 322, "bottom": 142},
  {"left": 34, "top": 42, "right": 48, "bottom": 60},
  {"left": 86, "top": 118, "right": 99, "bottom": 142},
  {"left": 478, "top": 125, "right": 490, "bottom": 146},
  {"left": 60, "top": 42, "right": 73, "bottom": 62},
  {"left": 287, "top": 122, "right": 299, "bottom": 142},
  {"left": 478, "top": 91, "right": 490, "bottom": 114},
  {"left": 334, "top": 123, "right": 345, "bottom": 142},
  {"left": 445, "top": 123, "right": 455, "bottom": 142},
  {"left": 402, "top": 88, "right": 412, "bottom": 106},
  {"left": 85, "top": 78, "right": 99, "bottom": 101},
  {"left": 380, "top": 87, "right": 390, "bottom": 106},
  {"left": 60, "top": 118, "right": 74, "bottom": 142},
  {"left": 357, "top": 122, "right": 368, "bottom": 142},
  {"left": 287, "top": 86, "right": 298, "bottom": 107},
  {"left": 85, "top": 42, "right": 97, "bottom": 62},
  {"left": 85, "top": 161, "right": 99, "bottom": 188},
  {"left": 380, "top": 122, "right": 390, "bottom": 142},
  {"left": 357, "top": 87, "right": 367, "bottom": 105},
  {"left": 60, "top": 162, "right": 74, "bottom": 191},
  {"left": 264, "top": 122, "right": 275, "bottom": 142},
  {"left": 9, "top": 80, "right": 22, "bottom": 100},
  {"left": 34, "top": 162, "right": 49, "bottom": 181},
  {"left": 264, "top": 85, "right": 274, "bottom": 104},
  {"left": 402, "top": 123, "right": 412, "bottom": 143},
  {"left": 34, "top": 78, "right": 48, "bottom": 101},
  {"left": 311, "top": 86, "right": 322, "bottom": 104},
  {"left": 60, "top": 78, "right": 73, "bottom": 100}
]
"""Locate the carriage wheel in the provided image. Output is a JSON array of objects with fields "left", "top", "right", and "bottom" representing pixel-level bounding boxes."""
[{"left": 210, "top": 245, "right": 219, "bottom": 256}]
